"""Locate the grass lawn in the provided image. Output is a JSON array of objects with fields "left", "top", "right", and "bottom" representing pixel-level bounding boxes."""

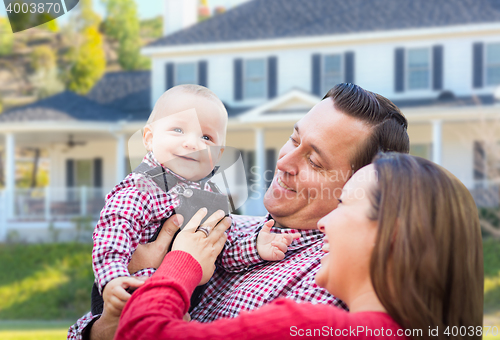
[
  {"left": 0, "top": 237, "right": 498, "bottom": 338},
  {"left": 0, "top": 321, "right": 72, "bottom": 340}
]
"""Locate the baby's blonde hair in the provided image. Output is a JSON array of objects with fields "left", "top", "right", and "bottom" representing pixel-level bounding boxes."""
[{"left": 147, "top": 84, "right": 227, "bottom": 126}]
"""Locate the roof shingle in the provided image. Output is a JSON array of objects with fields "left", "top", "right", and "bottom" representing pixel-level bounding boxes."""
[{"left": 148, "top": 0, "right": 500, "bottom": 48}]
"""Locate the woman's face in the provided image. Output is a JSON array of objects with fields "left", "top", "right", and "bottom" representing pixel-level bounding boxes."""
[{"left": 315, "top": 164, "right": 379, "bottom": 303}]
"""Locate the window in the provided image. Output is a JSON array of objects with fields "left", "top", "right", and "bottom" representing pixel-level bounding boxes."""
[
  {"left": 175, "top": 62, "right": 197, "bottom": 85},
  {"left": 244, "top": 59, "right": 266, "bottom": 99},
  {"left": 407, "top": 48, "right": 431, "bottom": 90},
  {"left": 323, "top": 54, "right": 342, "bottom": 94},
  {"left": 486, "top": 43, "right": 500, "bottom": 86},
  {"left": 75, "top": 159, "right": 93, "bottom": 187}
]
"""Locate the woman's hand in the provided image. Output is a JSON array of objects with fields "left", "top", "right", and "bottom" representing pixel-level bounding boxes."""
[
  {"left": 128, "top": 214, "right": 184, "bottom": 274},
  {"left": 172, "top": 208, "right": 231, "bottom": 285}
]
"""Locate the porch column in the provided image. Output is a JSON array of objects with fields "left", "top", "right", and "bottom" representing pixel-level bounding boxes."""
[
  {"left": 432, "top": 120, "right": 443, "bottom": 165},
  {"left": 115, "top": 133, "right": 126, "bottom": 182},
  {"left": 5, "top": 133, "right": 15, "bottom": 221},
  {"left": 254, "top": 128, "right": 266, "bottom": 214}
]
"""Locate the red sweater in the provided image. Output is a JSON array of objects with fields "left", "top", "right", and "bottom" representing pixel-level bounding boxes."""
[{"left": 115, "top": 251, "right": 409, "bottom": 340}]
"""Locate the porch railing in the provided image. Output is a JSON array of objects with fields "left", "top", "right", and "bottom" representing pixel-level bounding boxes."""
[{"left": 11, "top": 187, "right": 107, "bottom": 221}]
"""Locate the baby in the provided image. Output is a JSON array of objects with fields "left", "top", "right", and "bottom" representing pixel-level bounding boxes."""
[{"left": 90, "top": 85, "right": 300, "bottom": 323}]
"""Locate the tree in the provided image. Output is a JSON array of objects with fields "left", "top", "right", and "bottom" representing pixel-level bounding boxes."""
[
  {"left": 64, "top": 0, "right": 106, "bottom": 94},
  {"left": 101, "top": 0, "right": 149, "bottom": 70},
  {"left": 66, "top": 26, "right": 106, "bottom": 94},
  {"left": 0, "top": 17, "right": 13, "bottom": 56}
]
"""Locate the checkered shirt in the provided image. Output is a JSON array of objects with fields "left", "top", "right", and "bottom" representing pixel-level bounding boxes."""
[
  {"left": 190, "top": 214, "right": 348, "bottom": 322},
  {"left": 92, "top": 151, "right": 214, "bottom": 294}
]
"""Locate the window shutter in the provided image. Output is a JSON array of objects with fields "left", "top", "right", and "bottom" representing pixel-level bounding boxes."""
[
  {"left": 395, "top": 48, "right": 405, "bottom": 92},
  {"left": 267, "top": 56, "right": 278, "bottom": 99},
  {"left": 66, "top": 159, "right": 74, "bottom": 187},
  {"left": 198, "top": 60, "right": 208, "bottom": 87},
  {"left": 234, "top": 59, "right": 243, "bottom": 101},
  {"left": 344, "top": 51, "right": 355, "bottom": 84},
  {"left": 473, "top": 42, "right": 484, "bottom": 89},
  {"left": 93, "top": 158, "right": 103, "bottom": 188},
  {"left": 312, "top": 54, "right": 322, "bottom": 96},
  {"left": 432, "top": 45, "right": 444, "bottom": 90},
  {"left": 165, "top": 62, "right": 174, "bottom": 90}
]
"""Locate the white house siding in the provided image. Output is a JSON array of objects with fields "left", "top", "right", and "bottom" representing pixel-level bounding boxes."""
[{"left": 150, "top": 25, "right": 500, "bottom": 109}]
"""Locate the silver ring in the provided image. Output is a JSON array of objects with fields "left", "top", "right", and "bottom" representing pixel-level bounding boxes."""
[{"left": 196, "top": 226, "right": 210, "bottom": 237}]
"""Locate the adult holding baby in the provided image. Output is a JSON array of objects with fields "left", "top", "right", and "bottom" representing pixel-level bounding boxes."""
[
  {"left": 71, "top": 83, "right": 411, "bottom": 339},
  {"left": 115, "top": 152, "right": 484, "bottom": 340}
]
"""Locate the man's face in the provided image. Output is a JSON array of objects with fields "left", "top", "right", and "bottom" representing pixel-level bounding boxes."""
[{"left": 263, "top": 97, "right": 372, "bottom": 230}]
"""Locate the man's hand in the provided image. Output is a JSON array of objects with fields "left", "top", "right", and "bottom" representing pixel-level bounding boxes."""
[
  {"left": 128, "top": 214, "right": 184, "bottom": 274},
  {"left": 102, "top": 276, "right": 147, "bottom": 319},
  {"left": 257, "top": 220, "right": 301, "bottom": 261}
]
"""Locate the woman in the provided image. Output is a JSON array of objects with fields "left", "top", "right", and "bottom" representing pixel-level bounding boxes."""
[{"left": 114, "top": 153, "right": 483, "bottom": 340}]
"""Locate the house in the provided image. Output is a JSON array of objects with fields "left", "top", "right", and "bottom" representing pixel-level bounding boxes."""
[{"left": 1, "top": 0, "right": 500, "bottom": 241}]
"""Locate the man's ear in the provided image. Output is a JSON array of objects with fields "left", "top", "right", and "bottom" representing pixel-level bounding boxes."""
[{"left": 143, "top": 125, "right": 153, "bottom": 151}]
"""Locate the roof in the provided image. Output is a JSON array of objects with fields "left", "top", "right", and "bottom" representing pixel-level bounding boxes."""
[
  {"left": 148, "top": 0, "right": 500, "bottom": 48},
  {"left": 87, "top": 71, "right": 151, "bottom": 121},
  {"left": 393, "top": 94, "right": 495, "bottom": 109},
  {"left": 0, "top": 91, "right": 126, "bottom": 123}
]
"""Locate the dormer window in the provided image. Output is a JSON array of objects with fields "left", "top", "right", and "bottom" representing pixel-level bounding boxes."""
[
  {"left": 244, "top": 59, "right": 267, "bottom": 99},
  {"left": 407, "top": 48, "right": 431, "bottom": 90}
]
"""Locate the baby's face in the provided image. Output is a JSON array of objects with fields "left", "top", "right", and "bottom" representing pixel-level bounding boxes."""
[{"left": 144, "top": 92, "right": 227, "bottom": 181}]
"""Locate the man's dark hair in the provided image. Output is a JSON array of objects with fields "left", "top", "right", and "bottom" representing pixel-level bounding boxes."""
[{"left": 323, "top": 83, "right": 410, "bottom": 172}]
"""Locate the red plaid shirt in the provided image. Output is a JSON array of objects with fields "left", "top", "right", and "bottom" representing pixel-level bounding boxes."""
[
  {"left": 92, "top": 152, "right": 216, "bottom": 294},
  {"left": 191, "top": 214, "right": 348, "bottom": 322}
]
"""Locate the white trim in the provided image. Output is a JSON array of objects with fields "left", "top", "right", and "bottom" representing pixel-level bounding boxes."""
[
  {"left": 142, "top": 23, "right": 500, "bottom": 57},
  {"left": 238, "top": 88, "right": 321, "bottom": 123}
]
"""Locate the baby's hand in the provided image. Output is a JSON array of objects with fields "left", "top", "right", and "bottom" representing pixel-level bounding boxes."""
[
  {"left": 257, "top": 220, "right": 301, "bottom": 261},
  {"left": 102, "top": 276, "right": 147, "bottom": 318}
]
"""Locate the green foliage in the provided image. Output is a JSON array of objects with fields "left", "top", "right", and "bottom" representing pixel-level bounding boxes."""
[
  {"left": 40, "top": 19, "right": 59, "bottom": 32},
  {"left": 0, "top": 17, "right": 14, "bottom": 56},
  {"left": 484, "top": 238, "right": 500, "bottom": 312},
  {"left": 102, "top": 0, "right": 150, "bottom": 70},
  {"left": 0, "top": 243, "right": 94, "bottom": 320},
  {"left": 30, "top": 46, "right": 57, "bottom": 72},
  {"left": 140, "top": 16, "right": 163, "bottom": 39},
  {"left": 76, "top": 0, "right": 101, "bottom": 30},
  {"left": 66, "top": 27, "right": 106, "bottom": 95}
]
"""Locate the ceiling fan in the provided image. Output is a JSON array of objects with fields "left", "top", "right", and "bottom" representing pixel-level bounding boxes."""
[{"left": 62, "top": 134, "right": 86, "bottom": 152}]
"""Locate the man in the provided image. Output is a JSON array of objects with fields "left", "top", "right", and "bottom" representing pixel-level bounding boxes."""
[{"left": 68, "top": 83, "right": 409, "bottom": 339}]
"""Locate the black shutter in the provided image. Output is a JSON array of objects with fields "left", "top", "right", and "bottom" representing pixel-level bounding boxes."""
[
  {"left": 473, "top": 141, "right": 486, "bottom": 180},
  {"left": 395, "top": 48, "right": 405, "bottom": 92},
  {"left": 166, "top": 62, "right": 174, "bottom": 90},
  {"left": 268, "top": 56, "right": 278, "bottom": 99},
  {"left": 198, "top": 60, "right": 208, "bottom": 87},
  {"left": 473, "top": 42, "right": 484, "bottom": 89},
  {"left": 265, "top": 149, "right": 276, "bottom": 188},
  {"left": 344, "top": 51, "right": 355, "bottom": 84},
  {"left": 432, "top": 45, "right": 444, "bottom": 90},
  {"left": 234, "top": 59, "right": 243, "bottom": 101},
  {"left": 66, "top": 159, "right": 74, "bottom": 187},
  {"left": 93, "top": 158, "right": 103, "bottom": 188},
  {"left": 312, "top": 54, "right": 322, "bottom": 96}
]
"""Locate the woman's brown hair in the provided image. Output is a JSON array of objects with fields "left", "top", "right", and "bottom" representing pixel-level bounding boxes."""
[{"left": 369, "top": 153, "right": 483, "bottom": 339}]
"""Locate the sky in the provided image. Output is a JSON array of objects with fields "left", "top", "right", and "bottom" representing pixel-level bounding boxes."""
[{"left": 0, "top": 0, "right": 251, "bottom": 20}]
